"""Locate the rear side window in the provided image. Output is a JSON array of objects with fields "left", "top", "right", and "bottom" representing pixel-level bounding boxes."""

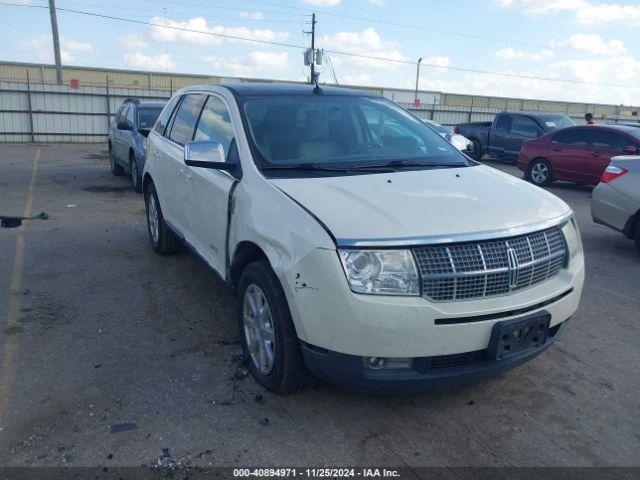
[
  {"left": 126, "top": 106, "right": 135, "bottom": 124},
  {"left": 591, "top": 130, "right": 635, "bottom": 152},
  {"left": 168, "top": 94, "right": 206, "bottom": 146},
  {"left": 194, "top": 96, "right": 235, "bottom": 155},
  {"left": 495, "top": 115, "right": 511, "bottom": 132},
  {"left": 153, "top": 95, "right": 181, "bottom": 136},
  {"left": 552, "top": 129, "right": 590, "bottom": 146},
  {"left": 510, "top": 117, "right": 540, "bottom": 138}
]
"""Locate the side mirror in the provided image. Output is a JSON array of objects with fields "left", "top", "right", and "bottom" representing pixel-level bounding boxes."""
[
  {"left": 184, "top": 140, "right": 233, "bottom": 170},
  {"left": 622, "top": 145, "right": 638, "bottom": 155},
  {"left": 117, "top": 120, "right": 132, "bottom": 131}
]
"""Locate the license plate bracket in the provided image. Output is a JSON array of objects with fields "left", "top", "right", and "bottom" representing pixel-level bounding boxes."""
[{"left": 488, "top": 312, "right": 551, "bottom": 360}]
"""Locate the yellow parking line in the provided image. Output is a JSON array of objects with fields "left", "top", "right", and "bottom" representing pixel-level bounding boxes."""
[{"left": 0, "top": 147, "right": 41, "bottom": 425}]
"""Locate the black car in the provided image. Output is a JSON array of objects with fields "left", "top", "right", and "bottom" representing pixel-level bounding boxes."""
[{"left": 108, "top": 98, "right": 166, "bottom": 192}]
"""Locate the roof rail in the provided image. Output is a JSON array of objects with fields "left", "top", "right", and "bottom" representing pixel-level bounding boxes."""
[{"left": 123, "top": 98, "right": 140, "bottom": 105}]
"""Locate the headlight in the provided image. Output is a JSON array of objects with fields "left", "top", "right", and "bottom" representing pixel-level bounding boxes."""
[
  {"left": 143, "top": 137, "right": 148, "bottom": 151},
  {"left": 338, "top": 249, "right": 420, "bottom": 296},
  {"left": 561, "top": 217, "right": 582, "bottom": 264}
]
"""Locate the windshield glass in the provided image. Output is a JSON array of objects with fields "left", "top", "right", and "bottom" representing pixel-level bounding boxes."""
[
  {"left": 425, "top": 121, "right": 451, "bottom": 135},
  {"left": 540, "top": 114, "right": 575, "bottom": 131},
  {"left": 241, "top": 95, "right": 469, "bottom": 173},
  {"left": 137, "top": 107, "right": 163, "bottom": 130}
]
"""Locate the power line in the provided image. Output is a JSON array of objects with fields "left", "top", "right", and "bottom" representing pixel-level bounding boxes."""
[{"left": 2, "top": 2, "right": 640, "bottom": 90}]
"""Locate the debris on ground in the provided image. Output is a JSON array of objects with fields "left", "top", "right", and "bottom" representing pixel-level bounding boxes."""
[
  {"left": 229, "top": 350, "right": 245, "bottom": 362},
  {"left": 234, "top": 366, "right": 249, "bottom": 380},
  {"left": 110, "top": 422, "right": 138, "bottom": 434},
  {"left": 154, "top": 447, "right": 191, "bottom": 474},
  {"left": 254, "top": 394, "right": 264, "bottom": 404},
  {"left": 259, "top": 418, "right": 269, "bottom": 426}
]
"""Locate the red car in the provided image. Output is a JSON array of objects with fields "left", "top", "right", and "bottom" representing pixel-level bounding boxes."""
[{"left": 518, "top": 125, "right": 640, "bottom": 186}]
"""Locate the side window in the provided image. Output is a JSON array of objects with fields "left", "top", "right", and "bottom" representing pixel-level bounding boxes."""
[
  {"left": 153, "top": 95, "right": 181, "bottom": 136},
  {"left": 495, "top": 115, "right": 511, "bottom": 132},
  {"left": 126, "top": 106, "right": 135, "bottom": 125},
  {"left": 114, "top": 106, "right": 124, "bottom": 122},
  {"left": 510, "top": 117, "right": 540, "bottom": 138},
  {"left": 194, "top": 96, "right": 235, "bottom": 156},
  {"left": 168, "top": 94, "right": 206, "bottom": 146},
  {"left": 551, "top": 129, "right": 590, "bottom": 147},
  {"left": 591, "top": 130, "right": 635, "bottom": 152},
  {"left": 360, "top": 104, "right": 426, "bottom": 153},
  {"left": 119, "top": 106, "right": 130, "bottom": 124}
]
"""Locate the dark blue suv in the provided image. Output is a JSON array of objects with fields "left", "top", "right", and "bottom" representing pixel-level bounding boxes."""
[{"left": 108, "top": 99, "right": 166, "bottom": 192}]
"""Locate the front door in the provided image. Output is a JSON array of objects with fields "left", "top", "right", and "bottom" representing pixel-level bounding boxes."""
[
  {"left": 506, "top": 116, "right": 542, "bottom": 160},
  {"left": 187, "top": 94, "right": 238, "bottom": 276},
  {"left": 547, "top": 128, "right": 593, "bottom": 182}
]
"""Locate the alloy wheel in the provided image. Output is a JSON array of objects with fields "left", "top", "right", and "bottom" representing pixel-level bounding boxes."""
[
  {"left": 531, "top": 162, "right": 548, "bottom": 184},
  {"left": 147, "top": 194, "right": 159, "bottom": 244},
  {"left": 243, "top": 284, "right": 275, "bottom": 375}
]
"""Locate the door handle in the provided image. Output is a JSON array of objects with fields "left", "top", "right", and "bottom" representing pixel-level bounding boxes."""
[
  {"left": 552, "top": 147, "right": 563, "bottom": 152},
  {"left": 590, "top": 152, "right": 601, "bottom": 157}
]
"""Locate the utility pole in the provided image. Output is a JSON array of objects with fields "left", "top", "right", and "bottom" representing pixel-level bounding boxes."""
[
  {"left": 414, "top": 57, "right": 422, "bottom": 106},
  {"left": 49, "top": 0, "right": 63, "bottom": 85},
  {"left": 304, "top": 13, "right": 317, "bottom": 84}
]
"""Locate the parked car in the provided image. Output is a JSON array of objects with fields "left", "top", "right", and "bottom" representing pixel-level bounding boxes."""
[
  {"left": 143, "top": 83, "right": 584, "bottom": 394},
  {"left": 518, "top": 125, "right": 640, "bottom": 187},
  {"left": 424, "top": 119, "right": 474, "bottom": 155},
  {"left": 455, "top": 111, "right": 575, "bottom": 161},
  {"left": 108, "top": 98, "right": 166, "bottom": 192},
  {"left": 592, "top": 156, "right": 640, "bottom": 253}
]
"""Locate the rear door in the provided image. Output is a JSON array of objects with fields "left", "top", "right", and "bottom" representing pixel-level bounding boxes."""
[
  {"left": 589, "top": 130, "right": 639, "bottom": 185},
  {"left": 506, "top": 116, "right": 542, "bottom": 160},
  {"left": 187, "top": 94, "right": 239, "bottom": 275},
  {"left": 548, "top": 128, "right": 593, "bottom": 182},
  {"left": 488, "top": 114, "right": 510, "bottom": 157}
]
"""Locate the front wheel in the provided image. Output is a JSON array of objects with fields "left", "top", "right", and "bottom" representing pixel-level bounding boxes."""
[
  {"left": 527, "top": 158, "right": 553, "bottom": 187},
  {"left": 144, "top": 182, "right": 180, "bottom": 255},
  {"left": 238, "top": 261, "right": 312, "bottom": 395},
  {"left": 635, "top": 221, "right": 640, "bottom": 255}
]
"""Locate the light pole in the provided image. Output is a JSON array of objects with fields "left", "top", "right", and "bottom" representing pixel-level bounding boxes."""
[{"left": 414, "top": 57, "right": 422, "bottom": 106}]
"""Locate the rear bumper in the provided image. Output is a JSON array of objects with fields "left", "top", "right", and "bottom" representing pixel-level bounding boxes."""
[{"left": 301, "top": 318, "right": 568, "bottom": 394}]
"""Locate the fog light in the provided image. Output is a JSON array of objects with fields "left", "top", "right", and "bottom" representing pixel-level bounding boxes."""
[
  {"left": 364, "top": 357, "right": 385, "bottom": 369},
  {"left": 363, "top": 357, "right": 413, "bottom": 370}
]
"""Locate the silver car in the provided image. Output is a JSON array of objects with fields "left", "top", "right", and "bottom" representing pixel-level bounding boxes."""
[
  {"left": 591, "top": 155, "right": 640, "bottom": 253},
  {"left": 424, "top": 120, "right": 474, "bottom": 155}
]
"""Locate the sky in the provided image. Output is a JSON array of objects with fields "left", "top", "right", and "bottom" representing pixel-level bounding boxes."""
[{"left": 2, "top": 0, "right": 640, "bottom": 106}]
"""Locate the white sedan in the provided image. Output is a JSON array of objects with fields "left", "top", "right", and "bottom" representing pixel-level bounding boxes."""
[{"left": 424, "top": 119, "right": 474, "bottom": 155}]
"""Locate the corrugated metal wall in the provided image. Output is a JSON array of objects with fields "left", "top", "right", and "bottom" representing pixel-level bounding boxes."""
[{"left": 1, "top": 61, "right": 639, "bottom": 143}]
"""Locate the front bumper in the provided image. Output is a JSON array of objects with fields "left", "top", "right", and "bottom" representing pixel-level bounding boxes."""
[{"left": 301, "top": 318, "right": 569, "bottom": 394}]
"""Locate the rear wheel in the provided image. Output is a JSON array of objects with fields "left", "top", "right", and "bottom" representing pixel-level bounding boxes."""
[
  {"left": 144, "top": 182, "right": 180, "bottom": 255},
  {"left": 238, "top": 261, "right": 313, "bottom": 395},
  {"left": 472, "top": 140, "right": 483, "bottom": 161},
  {"left": 635, "top": 221, "right": 640, "bottom": 254},
  {"left": 109, "top": 144, "right": 124, "bottom": 176},
  {"left": 130, "top": 152, "right": 142, "bottom": 193},
  {"left": 527, "top": 158, "right": 553, "bottom": 187}
]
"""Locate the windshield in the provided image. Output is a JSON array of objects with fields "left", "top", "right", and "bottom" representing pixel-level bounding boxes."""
[
  {"left": 540, "top": 114, "right": 575, "bottom": 131},
  {"left": 426, "top": 121, "right": 452, "bottom": 135},
  {"left": 241, "top": 95, "right": 470, "bottom": 175},
  {"left": 137, "top": 107, "right": 163, "bottom": 130}
]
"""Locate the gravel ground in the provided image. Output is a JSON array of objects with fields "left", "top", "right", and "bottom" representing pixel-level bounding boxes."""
[{"left": 0, "top": 144, "right": 638, "bottom": 469}]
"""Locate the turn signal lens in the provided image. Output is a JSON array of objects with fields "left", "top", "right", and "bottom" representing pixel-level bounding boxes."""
[{"left": 601, "top": 165, "right": 628, "bottom": 183}]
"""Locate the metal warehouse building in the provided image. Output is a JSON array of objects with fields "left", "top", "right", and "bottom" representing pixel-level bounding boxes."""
[{"left": 1, "top": 60, "right": 638, "bottom": 143}]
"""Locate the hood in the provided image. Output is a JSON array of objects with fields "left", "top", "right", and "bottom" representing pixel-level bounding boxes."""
[{"left": 271, "top": 165, "right": 571, "bottom": 244}]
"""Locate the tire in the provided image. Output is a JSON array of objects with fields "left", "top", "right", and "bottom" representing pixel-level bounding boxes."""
[
  {"left": 144, "top": 182, "right": 180, "bottom": 255},
  {"left": 527, "top": 158, "right": 553, "bottom": 187},
  {"left": 238, "top": 261, "right": 313, "bottom": 395},
  {"left": 109, "top": 143, "right": 124, "bottom": 176},
  {"left": 130, "top": 152, "right": 143, "bottom": 193},
  {"left": 472, "top": 140, "right": 483, "bottom": 161},
  {"left": 635, "top": 221, "right": 640, "bottom": 255}
]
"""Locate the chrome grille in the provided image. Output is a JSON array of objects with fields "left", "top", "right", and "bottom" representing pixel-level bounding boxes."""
[{"left": 413, "top": 227, "right": 567, "bottom": 302}]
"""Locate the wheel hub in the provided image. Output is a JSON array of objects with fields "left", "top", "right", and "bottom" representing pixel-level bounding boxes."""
[{"left": 242, "top": 284, "right": 275, "bottom": 375}]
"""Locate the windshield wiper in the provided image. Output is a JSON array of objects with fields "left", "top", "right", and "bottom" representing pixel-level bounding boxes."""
[
  {"left": 349, "top": 159, "right": 467, "bottom": 169},
  {"left": 261, "top": 163, "right": 393, "bottom": 173}
]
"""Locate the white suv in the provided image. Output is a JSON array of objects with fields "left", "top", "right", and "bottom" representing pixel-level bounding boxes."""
[{"left": 144, "top": 83, "right": 584, "bottom": 394}]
